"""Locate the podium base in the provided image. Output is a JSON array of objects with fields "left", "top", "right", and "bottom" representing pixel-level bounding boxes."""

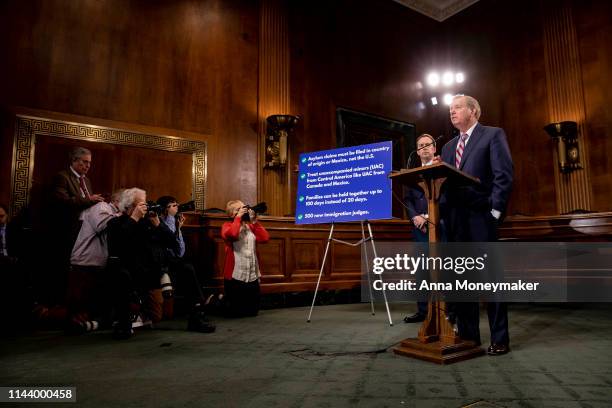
[{"left": 393, "top": 338, "right": 484, "bottom": 364}]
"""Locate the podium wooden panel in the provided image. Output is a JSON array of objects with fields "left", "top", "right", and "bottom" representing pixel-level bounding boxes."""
[{"left": 389, "top": 162, "right": 484, "bottom": 364}]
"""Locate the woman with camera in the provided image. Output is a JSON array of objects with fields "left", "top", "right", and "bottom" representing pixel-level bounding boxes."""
[
  {"left": 156, "top": 195, "right": 215, "bottom": 333},
  {"left": 221, "top": 200, "right": 269, "bottom": 317},
  {"left": 106, "top": 188, "right": 178, "bottom": 338}
]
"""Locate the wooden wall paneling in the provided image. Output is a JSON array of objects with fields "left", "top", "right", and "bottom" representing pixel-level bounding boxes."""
[
  {"left": 492, "top": 3, "right": 556, "bottom": 217},
  {"left": 288, "top": 0, "right": 612, "bottom": 218},
  {"left": 330, "top": 241, "right": 362, "bottom": 277},
  {"left": 572, "top": 0, "right": 612, "bottom": 212},
  {"left": 0, "top": 111, "right": 16, "bottom": 205},
  {"left": 213, "top": 236, "right": 226, "bottom": 285},
  {"left": 112, "top": 147, "right": 194, "bottom": 203},
  {"left": 258, "top": 0, "right": 292, "bottom": 216},
  {"left": 258, "top": 237, "right": 286, "bottom": 280},
  {"left": 29, "top": 135, "right": 117, "bottom": 226},
  {"left": 9, "top": 112, "right": 208, "bottom": 220},
  {"left": 193, "top": 215, "right": 413, "bottom": 294},
  {"left": 0, "top": 0, "right": 259, "bottom": 210},
  {"left": 425, "top": 0, "right": 556, "bottom": 217},
  {"left": 541, "top": 0, "right": 593, "bottom": 213},
  {"left": 183, "top": 224, "right": 201, "bottom": 277},
  {"left": 0, "top": 0, "right": 612, "bottom": 230},
  {"left": 1, "top": 0, "right": 610, "bottom": 221},
  {"left": 182, "top": 211, "right": 612, "bottom": 296},
  {"left": 291, "top": 238, "right": 324, "bottom": 278},
  {"left": 288, "top": 0, "right": 441, "bottom": 211},
  {"left": 500, "top": 212, "right": 612, "bottom": 241}
]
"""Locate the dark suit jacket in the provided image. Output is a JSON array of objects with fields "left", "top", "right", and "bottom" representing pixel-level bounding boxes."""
[
  {"left": 107, "top": 215, "right": 178, "bottom": 290},
  {"left": 404, "top": 186, "right": 428, "bottom": 242},
  {"left": 51, "top": 169, "right": 96, "bottom": 252},
  {"left": 405, "top": 187, "right": 428, "bottom": 220},
  {"left": 440, "top": 123, "right": 513, "bottom": 241},
  {"left": 53, "top": 169, "right": 95, "bottom": 212}
]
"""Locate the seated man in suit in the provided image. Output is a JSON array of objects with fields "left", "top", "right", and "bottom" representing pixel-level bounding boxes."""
[
  {"left": 439, "top": 94, "right": 513, "bottom": 356},
  {"left": 403, "top": 133, "right": 437, "bottom": 323}
]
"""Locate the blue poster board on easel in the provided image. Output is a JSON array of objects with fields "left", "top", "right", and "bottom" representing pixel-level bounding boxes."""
[
  {"left": 296, "top": 141, "right": 394, "bottom": 325},
  {"left": 295, "top": 141, "right": 393, "bottom": 225}
]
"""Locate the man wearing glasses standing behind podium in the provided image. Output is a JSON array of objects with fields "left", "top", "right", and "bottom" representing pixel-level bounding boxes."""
[
  {"left": 438, "top": 95, "right": 514, "bottom": 356},
  {"left": 403, "top": 133, "right": 437, "bottom": 324}
]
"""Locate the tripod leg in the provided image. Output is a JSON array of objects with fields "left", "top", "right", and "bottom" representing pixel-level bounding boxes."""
[
  {"left": 361, "top": 221, "right": 376, "bottom": 316},
  {"left": 367, "top": 221, "right": 393, "bottom": 326},
  {"left": 307, "top": 224, "right": 334, "bottom": 322}
]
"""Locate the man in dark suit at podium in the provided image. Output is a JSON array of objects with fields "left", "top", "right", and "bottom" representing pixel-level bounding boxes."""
[
  {"left": 439, "top": 95, "right": 513, "bottom": 356},
  {"left": 403, "top": 133, "right": 437, "bottom": 323}
]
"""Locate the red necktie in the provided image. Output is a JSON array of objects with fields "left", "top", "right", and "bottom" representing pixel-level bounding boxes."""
[
  {"left": 79, "top": 176, "right": 90, "bottom": 199},
  {"left": 455, "top": 133, "right": 468, "bottom": 168}
]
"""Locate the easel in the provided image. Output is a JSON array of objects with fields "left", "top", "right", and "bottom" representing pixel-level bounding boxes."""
[{"left": 306, "top": 220, "right": 393, "bottom": 326}]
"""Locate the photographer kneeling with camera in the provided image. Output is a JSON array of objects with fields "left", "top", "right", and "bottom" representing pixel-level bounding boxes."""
[
  {"left": 107, "top": 188, "right": 166, "bottom": 338},
  {"left": 221, "top": 200, "right": 269, "bottom": 317},
  {"left": 156, "top": 195, "right": 215, "bottom": 333},
  {"left": 107, "top": 188, "right": 199, "bottom": 339}
]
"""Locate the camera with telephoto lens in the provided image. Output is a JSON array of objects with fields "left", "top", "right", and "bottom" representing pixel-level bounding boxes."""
[
  {"left": 177, "top": 200, "right": 195, "bottom": 214},
  {"left": 146, "top": 201, "right": 163, "bottom": 215},
  {"left": 241, "top": 202, "right": 267, "bottom": 222}
]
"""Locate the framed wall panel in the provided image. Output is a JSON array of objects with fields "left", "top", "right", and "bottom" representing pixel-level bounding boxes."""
[{"left": 9, "top": 114, "right": 207, "bottom": 217}]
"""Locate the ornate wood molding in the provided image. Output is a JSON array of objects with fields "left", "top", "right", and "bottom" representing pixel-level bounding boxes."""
[{"left": 10, "top": 114, "right": 207, "bottom": 216}]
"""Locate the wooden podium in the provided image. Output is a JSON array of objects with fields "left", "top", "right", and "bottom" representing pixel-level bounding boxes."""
[{"left": 389, "top": 162, "right": 485, "bottom": 364}]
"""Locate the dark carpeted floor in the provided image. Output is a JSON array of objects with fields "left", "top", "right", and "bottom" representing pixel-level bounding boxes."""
[{"left": 1, "top": 303, "right": 612, "bottom": 407}]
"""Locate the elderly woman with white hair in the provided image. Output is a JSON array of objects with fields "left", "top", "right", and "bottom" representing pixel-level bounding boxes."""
[{"left": 107, "top": 188, "right": 215, "bottom": 338}]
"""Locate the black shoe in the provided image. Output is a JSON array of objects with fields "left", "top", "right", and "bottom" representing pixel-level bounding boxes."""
[
  {"left": 112, "top": 324, "right": 134, "bottom": 340},
  {"left": 187, "top": 310, "right": 216, "bottom": 333},
  {"left": 403, "top": 313, "right": 426, "bottom": 323},
  {"left": 487, "top": 343, "right": 510, "bottom": 356},
  {"left": 203, "top": 294, "right": 223, "bottom": 315}
]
